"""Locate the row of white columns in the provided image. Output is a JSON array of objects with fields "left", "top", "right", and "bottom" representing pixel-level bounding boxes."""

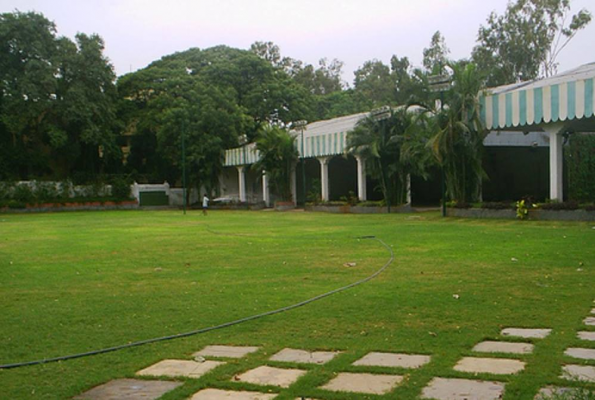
[{"left": 236, "top": 155, "right": 414, "bottom": 206}]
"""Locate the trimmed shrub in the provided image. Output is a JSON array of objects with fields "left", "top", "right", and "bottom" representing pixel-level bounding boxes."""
[
  {"left": 481, "top": 202, "right": 514, "bottom": 210},
  {"left": 12, "top": 184, "right": 34, "bottom": 204},
  {"left": 540, "top": 201, "right": 579, "bottom": 210},
  {"left": 111, "top": 178, "right": 131, "bottom": 200}
]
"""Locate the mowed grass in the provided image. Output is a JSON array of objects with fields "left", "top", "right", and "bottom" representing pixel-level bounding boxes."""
[{"left": 0, "top": 210, "right": 594, "bottom": 399}]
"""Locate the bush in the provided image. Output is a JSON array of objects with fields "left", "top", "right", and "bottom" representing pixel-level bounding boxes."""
[
  {"left": 33, "top": 182, "right": 58, "bottom": 203},
  {"left": 12, "top": 184, "right": 34, "bottom": 204},
  {"left": 7, "top": 200, "right": 25, "bottom": 209},
  {"left": 0, "top": 181, "right": 14, "bottom": 201},
  {"left": 540, "top": 201, "right": 579, "bottom": 210},
  {"left": 58, "top": 180, "right": 73, "bottom": 200},
  {"left": 111, "top": 178, "right": 131, "bottom": 200},
  {"left": 585, "top": 204, "right": 595, "bottom": 212},
  {"left": 566, "top": 133, "right": 595, "bottom": 202},
  {"left": 356, "top": 200, "right": 386, "bottom": 207},
  {"left": 481, "top": 202, "right": 514, "bottom": 210}
]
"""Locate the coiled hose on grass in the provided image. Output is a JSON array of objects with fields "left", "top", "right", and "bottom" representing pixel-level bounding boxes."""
[{"left": 0, "top": 235, "right": 393, "bottom": 369}]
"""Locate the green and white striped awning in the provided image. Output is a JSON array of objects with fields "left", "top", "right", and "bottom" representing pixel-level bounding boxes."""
[
  {"left": 480, "top": 63, "right": 595, "bottom": 130},
  {"left": 224, "top": 112, "right": 365, "bottom": 167}
]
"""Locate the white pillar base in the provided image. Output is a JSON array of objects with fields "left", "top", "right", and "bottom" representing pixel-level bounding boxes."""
[
  {"left": 290, "top": 162, "right": 297, "bottom": 205},
  {"left": 543, "top": 123, "right": 565, "bottom": 202},
  {"left": 237, "top": 166, "right": 246, "bottom": 203},
  {"left": 262, "top": 172, "right": 270, "bottom": 207}
]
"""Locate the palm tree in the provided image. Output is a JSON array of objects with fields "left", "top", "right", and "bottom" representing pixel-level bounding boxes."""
[
  {"left": 347, "top": 106, "right": 432, "bottom": 208},
  {"left": 425, "top": 62, "right": 487, "bottom": 203},
  {"left": 252, "top": 124, "right": 298, "bottom": 202}
]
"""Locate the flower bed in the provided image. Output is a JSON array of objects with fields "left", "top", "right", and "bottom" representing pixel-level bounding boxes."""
[
  {"left": 1, "top": 200, "right": 138, "bottom": 213},
  {"left": 306, "top": 203, "right": 412, "bottom": 214}
]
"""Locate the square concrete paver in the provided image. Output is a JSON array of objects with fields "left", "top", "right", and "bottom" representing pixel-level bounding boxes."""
[
  {"left": 421, "top": 377, "right": 505, "bottom": 400},
  {"left": 320, "top": 372, "right": 403, "bottom": 395},
  {"left": 352, "top": 352, "right": 431, "bottom": 369},
  {"left": 74, "top": 379, "right": 182, "bottom": 400},
  {"left": 136, "top": 359, "right": 224, "bottom": 378},
  {"left": 453, "top": 357, "right": 525, "bottom": 374},
  {"left": 564, "top": 347, "right": 595, "bottom": 360},
  {"left": 235, "top": 366, "right": 306, "bottom": 388},
  {"left": 472, "top": 341, "right": 534, "bottom": 355},
  {"left": 190, "top": 388, "right": 277, "bottom": 399},
  {"left": 269, "top": 348, "right": 340, "bottom": 364},
  {"left": 501, "top": 328, "right": 551, "bottom": 339},
  {"left": 193, "top": 345, "right": 260, "bottom": 359},
  {"left": 585, "top": 317, "right": 595, "bottom": 326},
  {"left": 578, "top": 331, "right": 595, "bottom": 341},
  {"left": 561, "top": 365, "right": 595, "bottom": 382},
  {"left": 535, "top": 387, "right": 575, "bottom": 399}
]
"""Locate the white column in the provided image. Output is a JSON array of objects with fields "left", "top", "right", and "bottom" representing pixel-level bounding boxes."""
[
  {"left": 237, "top": 166, "right": 246, "bottom": 203},
  {"left": 262, "top": 171, "right": 270, "bottom": 207},
  {"left": 290, "top": 162, "right": 297, "bottom": 205},
  {"left": 544, "top": 123, "right": 565, "bottom": 201},
  {"left": 319, "top": 157, "right": 330, "bottom": 202},
  {"left": 356, "top": 156, "right": 367, "bottom": 201},
  {"left": 405, "top": 174, "right": 411, "bottom": 204}
]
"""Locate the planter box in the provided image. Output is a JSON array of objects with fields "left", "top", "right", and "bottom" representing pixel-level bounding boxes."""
[
  {"left": 306, "top": 204, "right": 413, "bottom": 214},
  {"left": 275, "top": 202, "right": 296, "bottom": 211},
  {"left": 447, "top": 208, "right": 595, "bottom": 221}
]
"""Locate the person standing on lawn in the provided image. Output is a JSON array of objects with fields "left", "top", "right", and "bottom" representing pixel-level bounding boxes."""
[{"left": 202, "top": 194, "right": 209, "bottom": 216}]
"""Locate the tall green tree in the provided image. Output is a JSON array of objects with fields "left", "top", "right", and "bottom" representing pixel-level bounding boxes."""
[
  {"left": 252, "top": 125, "right": 298, "bottom": 202},
  {"left": 422, "top": 31, "right": 450, "bottom": 74},
  {"left": 472, "top": 0, "right": 591, "bottom": 86},
  {"left": 424, "top": 62, "right": 487, "bottom": 203}
]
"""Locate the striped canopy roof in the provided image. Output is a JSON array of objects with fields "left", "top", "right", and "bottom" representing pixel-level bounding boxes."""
[
  {"left": 224, "top": 112, "right": 367, "bottom": 166},
  {"left": 480, "top": 62, "right": 595, "bottom": 130}
]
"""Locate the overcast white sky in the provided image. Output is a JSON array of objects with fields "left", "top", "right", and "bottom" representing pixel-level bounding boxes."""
[{"left": 1, "top": 0, "right": 594, "bottom": 85}]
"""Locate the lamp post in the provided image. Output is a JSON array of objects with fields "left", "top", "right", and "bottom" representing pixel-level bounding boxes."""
[
  {"left": 294, "top": 120, "right": 308, "bottom": 207},
  {"left": 181, "top": 120, "right": 187, "bottom": 215},
  {"left": 369, "top": 106, "right": 391, "bottom": 212},
  {"left": 428, "top": 69, "right": 452, "bottom": 217}
]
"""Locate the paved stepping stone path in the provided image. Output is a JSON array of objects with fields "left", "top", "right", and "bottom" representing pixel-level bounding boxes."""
[
  {"left": 189, "top": 388, "right": 277, "bottom": 399},
  {"left": 320, "top": 372, "right": 403, "bottom": 395},
  {"left": 472, "top": 341, "right": 534, "bottom": 354},
  {"left": 535, "top": 386, "right": 575, "bottom": 399},
  {"left": 136, "top": 359, "right": 224, "bottom": 378},
  {"left": 235, "top": 365, "right": 306, "bottom": 388},
  {"left": 453, "top": 357, "right": 525, "bottom": 374},
  {"left": 193, "top": 345, "right": 260, "bottom": 359},
  {"left": 584, "top": 317, "right": 595, "bottom": 326},
  {"left": 421, "top": 377, "right": 505, "bottom": 400},
  {"left": 500, "top": 328, "right": 552, "bottom": 339},
  {"left": 561, "top": 365, "right": 595, "bottom": 383},
  {"left": 352, "top": 351, "right": 431, "bottom": 368},
  {"left": 74, "top": 378, "right": 182, "bottom": 400},
  {"left": 578, "top": 331, "right": 595, "bottom": 341},
  {"left": 269, "top": 348, "right": 340, "bottom": 364},
  {"left": 564, "top": 347, "right": 595, "bottom": 360}
]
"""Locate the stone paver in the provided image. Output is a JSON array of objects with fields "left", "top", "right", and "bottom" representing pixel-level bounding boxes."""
[
  {"left": 193, "top": 345, "right": 260, "bottom": 359},
  {"left": 591, "top": 308, "right": 595, "bottom": 314},
  {"left": 501, "top": 328, "right": 551, "bottom": 339},
  {"left": 136, "top": 359, "right": 224, "bottom": 378},
  {"left": 352, "top": 352, "right": 431, "bottom": 369},
  {"left": 585, "top": 317, "right": 595, "bottom": 326},
  {"left": 561, "top": 365, "right": 595, "bottom": 382},
  {"left": 235, "top": 366, "right": 306, "bottom": 388},
  {"left": 535, "top": 387, "right": 575, "bottom": 399},
  {"left": 578, "top": 331, "right": 595, "bottom": 341},
  {"left": 565, "top": 347, "right": 595, "bottom": 360},
  {"left": 189, "top": 388, "right": 277, "bottom": 400},
  {"left": 472, "top": 341, "right": 534, "bottom": 354},
  {"left": 320, "top": 372, "right": 403, "bottom": 395},
  {"left": 74, "top": 379, "right": 182, "bottom": 400},
  {"left": 269, "top": 348, "right": 340, "bottom": 364},
  {"left": 453, "top": 357, "right": 525, "bottom": 374},
  {"left": 420, "top": 377, "right": 505, "bottom": 400}
]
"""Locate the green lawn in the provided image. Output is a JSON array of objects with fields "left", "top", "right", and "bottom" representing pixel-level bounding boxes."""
[{"left": 0, "top": 210, "right": 594, "bottom": 399}]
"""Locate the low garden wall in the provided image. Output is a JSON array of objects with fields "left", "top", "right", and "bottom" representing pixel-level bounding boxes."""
[
  {"left": 447, "top": 208, "right": 595, "bottom": 221},
  {"left": 306, "top": 204, "right": 413, "bottom": 214},
  {"left": 1, "top": 200, "right": 139, "bottom": 213}
]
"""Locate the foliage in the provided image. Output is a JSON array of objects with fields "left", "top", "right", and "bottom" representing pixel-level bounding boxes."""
[
  {"left": 0, "top": 11, "right": 121, "bottom": 180},
  {"left": 566, "top": 133, "right": 595, "bottom": 202},
  {"left": 481, "top": 201, "right": 514, "bottom": 210},
  {"left": 307, "top": 178, "right": 322, "bottom": 205},
  {"left": 347, "top": 106, "right": 433, "bottom": 208},
  {"left": 516, "top": 199, "right": 530, "bottom": 219},
  {"left": 538, "top": 388, "right": 595, "bottom": 400},
  {"left": 110, "top": 178, "right": 132, "bottom": 200},
  {"left": 472, "top": 0, "right": 592, "bottom": 86},
  {"left": 423, "top": 62, "right": 487, "bottom": 203},
  {"left": 339, "top": 191, "right": 358, "bottom": 206},
  {"left": 252, "top": 125, "right": 298, "bottom": 201},
  {"left": 423, "top": 31, "right": 450, "bottom": 74},
  {"left": 540, "top": 200, "right": 579, "bottom": 210},
  {"left": 12, "top": 184, "right": 34, "bottom": 204}
]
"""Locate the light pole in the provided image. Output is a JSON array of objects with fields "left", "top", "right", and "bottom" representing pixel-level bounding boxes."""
[
  {"left": 181, "top": 120, "right": 187, "bottom": 215},
  {"left": 428, "top": 69, "right": 452, "bottom": 217},
  {"left": 370, "top": 106, "right": 391, "bottom": 212},
  {"left": 294, "top": 120, "right": 308, "bottom": 207}
]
